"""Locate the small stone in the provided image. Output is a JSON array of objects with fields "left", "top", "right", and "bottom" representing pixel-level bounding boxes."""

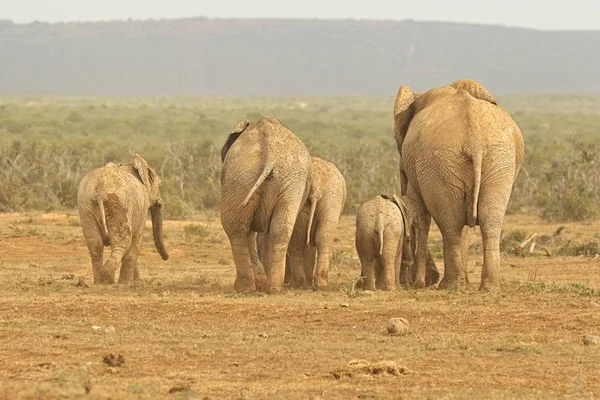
[
  {"left": 387, "top": 318, "right": 410, "bottom": 336},
  {"left": 583, "top": 335, "right": 600, "bottom": 346},
  {"left": 340, "top": 303, "right": 350, "bottom": 308}
]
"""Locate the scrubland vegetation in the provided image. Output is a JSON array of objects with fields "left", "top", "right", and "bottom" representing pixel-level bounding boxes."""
[{"left": 1, "top": 95, "right": 599, "bottom": 221}]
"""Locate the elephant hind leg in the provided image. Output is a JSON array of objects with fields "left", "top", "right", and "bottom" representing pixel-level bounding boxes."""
[
  {"left": 248, "top": 232, "right": 268, "bottom": 292},
  {"left": 83, "top": 229, "right": 104, "bottom": 284},
  {"left": 437, "top": 231, "right": 465, "bottom": 291},
  {"left": 379, "top": 235, "right": 399, "bottom": 291},
  {"left": 478, "top": 191, "right": 511, "bottom": 291},
  {"left": 265, "top": 199, "right": 302, "bottom": 294},
  {"left": 359, "top": 255, "right": 377, "bottom": 291},
  {"left": 229, "top": 234, "right": 256, "bottom": 293},
  {"left": 119, "top": 233, "right": 143, "bottom": 283}
]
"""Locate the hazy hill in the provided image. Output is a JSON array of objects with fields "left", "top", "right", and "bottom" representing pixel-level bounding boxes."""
[{"left": 1, "top": 17, "right": 599, "bottom": 96}]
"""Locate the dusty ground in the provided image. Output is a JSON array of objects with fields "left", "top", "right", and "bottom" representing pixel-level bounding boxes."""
[{"left": 0, "top": 211, "right": 599, "bottom": 399}]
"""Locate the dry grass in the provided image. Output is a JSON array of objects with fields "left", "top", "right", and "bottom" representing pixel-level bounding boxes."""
[{"left": 0, "top": 212, "right": 599, "bottom": 399}]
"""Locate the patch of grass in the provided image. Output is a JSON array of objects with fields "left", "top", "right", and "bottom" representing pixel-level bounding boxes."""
[
  {"left": 500, "top": 229, "right": 529, "bottom": 253},
  {"left": 556, "top": 240, "right": 600, "bottom": 257},
  {"left": 492, "top": 345, "right": 542, "bottom": 355},
  {"left": 504, "top": 280, "right": 600, "bottom": 297},
  {"left": 429, "top": 244, "right": 443, "bottom": 259},
  {"left": 67, "top": 217, "right": 81, "bottom": 227},
  {"left": 183, "top": 223, "right": 210, "bottom": 241}
]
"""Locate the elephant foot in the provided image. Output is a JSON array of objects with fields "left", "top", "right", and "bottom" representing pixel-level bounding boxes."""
[
  {"left": 438, "top": 277, "right": 462, "bottom": 291},
  {"left": 98, "top": 270, "right": 116, "bottom": 284},
  {"left": 354, "top": 277, "right": 365, "bottom": 290},
  {"left": 234, "top": 276, "right": 256, "bottom": 293},
  {"left": 313, "top": 277, "right": 328, "bottom": 291},
  {"left": 413, "top": 277, "right": 426, "bottom": 289},
  {"left": 266, "top": 284, "right": 284, "bottom": 295},
  {"left": 479, "top": 277, "right": 500, "bottom": 292},
  {"left": 254, "top": 274, "right": 269, "bottom": 293},
  {"left": 425, "top": 267, "right": 440, "bottom": 288}
]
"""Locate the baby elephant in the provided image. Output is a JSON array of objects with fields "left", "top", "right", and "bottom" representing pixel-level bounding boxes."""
[
  {"left": 77, "top": 154, "right": 169, "bottom": 284},
  {"left": 355, "top": 194, "right": 411, "bottom": 291}
]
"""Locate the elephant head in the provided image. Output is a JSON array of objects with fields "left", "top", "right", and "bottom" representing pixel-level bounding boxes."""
[
  {"left": 221, "top": 119, "right": 251, "bottom": 163},
  {"left": 132, "top": 153, "right": 169, "bottom": 261}
]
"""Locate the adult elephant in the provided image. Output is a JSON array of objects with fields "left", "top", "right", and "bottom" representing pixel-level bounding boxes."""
[
  {"left": 287, "top": 156, "right": 346, "bottom": 290},
  {"left": 393, "top": 79, "right": 524, "bottom": 291},
  {"left": 77, "top": 154, "right": 169, "bottom": 284},
  {"left": 220, "top": 117, "right": 312, "bottom": 294}
]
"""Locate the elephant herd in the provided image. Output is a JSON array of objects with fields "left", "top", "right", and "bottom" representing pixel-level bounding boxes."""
[{"left": 76, "top": 79, "right": 524, "bottom": 294}]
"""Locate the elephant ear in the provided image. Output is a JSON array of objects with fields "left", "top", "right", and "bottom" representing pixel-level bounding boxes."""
[
  {"left": 393, "top": 85, "right": 416, "bottom": 176},
  {"left": 132, "top": 153, "right": 151, "bottom": 189},
  {"left": 392, "top": 194, "right": 412, "bottom": 239},
  {"left": 450, "top": 79, "right": 497, "bottom": 105},
  {"left": 221, "top": 119, "right": 252, "bottom": 163}
]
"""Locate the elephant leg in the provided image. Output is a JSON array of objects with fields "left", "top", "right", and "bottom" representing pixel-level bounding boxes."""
[
  {"left": 99, "top": 207, "right": 131, "bottom": 284},
  {"left": 478, "top": 188, "right": 511, "bottom": 291},
  {"left": 266, "top": 200, "right": 301, "bottom": 294},
  {"left": 248, "top": 232, "right": 268, "bottom": 291},
  {"left": 284, "top": 255, "right": 292, "bottom": 285},
  {"left": 119, "top": 233, "right": 143, "bottom": 283},
  {"left": 287, "top": 246, "right": 307, "bottom": 289},
  {"left": 303, "top": 245, "right": 317, "bottom": 289},
  {"left": 229, "top": 234, "right": 256, "bottom": 292},
  {"left": 437, "top": 230, "right": 465, "bottom": 290},
  {"left": 380, "top": 234, "right": 399, "bottom": 291},
  {"left": 413, "top": 206, "right": 431, "bottom": 289},
  {"left": 100, "top": 239, "right": 130, "bottom": 284},
  {"left": 313, "top": 220, "right": 337, "bottom": 290},
  {"left": 83, "top": 229, "right": 104, "bottom": 284},
  {"left": 425, "top": 250, "right": 440, "bottom": 287},
  {"left": 287, "top": 228, "right": 308, "bottom": 289},
  {"left": 359, "top": 255, "right": 377, "bottom": 291}
]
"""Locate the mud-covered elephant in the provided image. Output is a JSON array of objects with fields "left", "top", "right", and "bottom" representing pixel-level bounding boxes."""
[
  {"left": 220, "top": 117, "right": 312, "bottom": 293},
  {"left": 285, "top": 156, "right": 346, "bottom": 290},
  {"left": 393, "top": 79, "right": 525, "bottom": 291},
  {"left": 355, "top": 194, "right": 439, "bottom": 291},
  {"left": 77, "top": 154, "right": 169, "bottom": 284}
]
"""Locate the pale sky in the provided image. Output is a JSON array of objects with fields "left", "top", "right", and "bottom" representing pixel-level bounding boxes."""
[{"left": 1, "top": 0, "right": 599, "bottom": 31}]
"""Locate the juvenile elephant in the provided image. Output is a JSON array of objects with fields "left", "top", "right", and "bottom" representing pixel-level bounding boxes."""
[
  {"left": 77, "top": 154, "right": 169, "bottom": 284},
  {"left": 286, "top": 156, "right": 346, "bottom": 290},
  {"left": 355, "top": 194, "right": 411, "bottom": 291},
  {"left": 355, "top": 194, "right": 439, "bottom": 291},
  {"left": 220, "top": 117, "right": 312, "bottom": 293},
  {"left": 393, "top": 79, "right": 525, "bottom": 291}
]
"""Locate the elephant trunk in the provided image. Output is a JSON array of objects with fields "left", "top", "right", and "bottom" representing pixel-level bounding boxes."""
[{"left": 150, "top": 205, "right": 169, "bottom": 260}]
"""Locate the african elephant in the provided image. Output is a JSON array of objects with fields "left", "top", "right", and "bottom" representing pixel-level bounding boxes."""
[
  {"left": 220, "top": 117, "right": 312, "bottom": 293},
  {"left": 286, "top": 156, "right": 346, "bottom": 290},
  {"left": 77, "top": 154, "right": 169, "bottom": 284},
  {"left": 355, "top": 194, "right": 439, "bottom": 291},
  {"left": 393, "top": 79, "right": 525, "bottom": 291}
]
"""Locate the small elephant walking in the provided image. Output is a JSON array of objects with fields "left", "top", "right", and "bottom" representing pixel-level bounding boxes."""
[
  {"left": 355, "top": 194, "right": 411, "bottom": 291},
  {"left": 393, "top": 79, "right": 525, "bottom": 290},
  {"left": 77, "top": 154, "right": 169, "bottom": 284},
  {"left": 220, "top": 118, "right": 312, "bottom": 293},
  {"left": 286, "top": 156, "right": 346, "bottom": 290}
]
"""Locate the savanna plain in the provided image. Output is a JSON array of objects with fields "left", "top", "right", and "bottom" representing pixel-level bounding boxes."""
[{"left": 1, "top": 96, "right": 600, "bottom": 399}]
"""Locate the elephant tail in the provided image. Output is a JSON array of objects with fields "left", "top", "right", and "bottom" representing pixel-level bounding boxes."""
[
  {"left": 305, "top": 197, "right": 318, "bottom": 246},
  {"left": 376, "top": 213, "right": 385, "bottom": 255},
  {"left": 242, "top": 162, "right": 275, "bottom": 207},
  {"left": 468, "top": 152, "right": 483, "bottom": 228},
  {"left": 96, "top": 197, "right": 110, "bottom": 247}
]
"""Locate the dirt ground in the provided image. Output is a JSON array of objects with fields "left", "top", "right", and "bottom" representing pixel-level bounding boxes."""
[{"left": 0, "top": 211, "right": 599, "bottom": 399}]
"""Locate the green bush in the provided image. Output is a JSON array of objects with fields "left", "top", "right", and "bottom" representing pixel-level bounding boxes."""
[{"left": 1, "top": 96, "right": 600, "bottom": 222}]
